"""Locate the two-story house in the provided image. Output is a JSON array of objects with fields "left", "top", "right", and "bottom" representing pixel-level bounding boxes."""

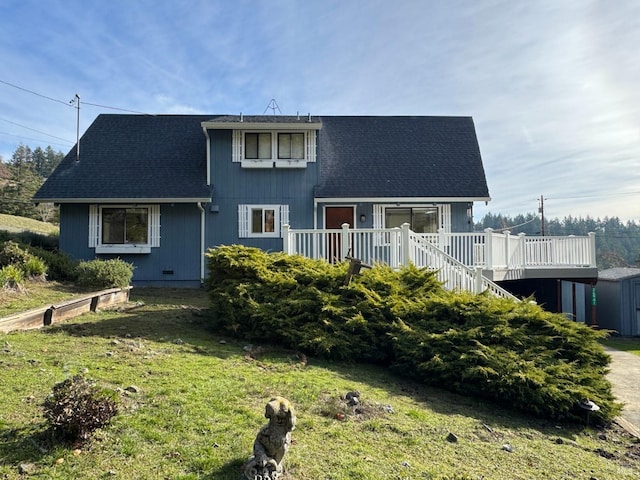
[{"left": 34, "top": 114, "right": 491, "bottom": 287}]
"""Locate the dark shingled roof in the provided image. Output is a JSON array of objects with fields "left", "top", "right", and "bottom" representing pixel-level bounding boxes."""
[
  {"left": 598, "top": 267, "right": 640, "bottom": 281},
  {"left": 315, "top": 116, "right": 489, "bottom": 199},
  {"left": 35, "top": 114, "right": 489, "bottom": 203},
  {"left": 34, "top": 114, "right": 213, "bottom": 202}
]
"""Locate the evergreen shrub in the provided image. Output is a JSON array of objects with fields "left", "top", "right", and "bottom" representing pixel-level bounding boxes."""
[
  {"left": 28, "top": 246, "right": 78, "bottom": 282},
  {"left": 205, "top": 245, "right": 619, "bottom": 422},
  {"left": 0, "top": 240, "right": 32, "bottom": 267},
  {"left": 0, "top": 264, "right": 25, "bottom": 288},
  {"left": 23, "top": 256, "right": 47, "bottom": 277},
  {"left": 76, "top": 258, "right": 134, "bottom": 289}
]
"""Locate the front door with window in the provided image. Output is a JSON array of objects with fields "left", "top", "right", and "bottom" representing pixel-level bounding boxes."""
[{"left": 325, "top": 207, "right": 354, "bottom": 263}]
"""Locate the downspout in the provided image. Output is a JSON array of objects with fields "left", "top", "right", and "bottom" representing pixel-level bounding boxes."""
[
  {"left": 197, "top": 202, "right": 206, "bottom": 285},
  {"left": 200, "top": 127, "right": 210, "bottom": 285},
  {"left": 202, "top": 127, "right": 211, "bottom": 186},
  {"left": 313, "top": 198, "right": 318, "bottom": 229}
]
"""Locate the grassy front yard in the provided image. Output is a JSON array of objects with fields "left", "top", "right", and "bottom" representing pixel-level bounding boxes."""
[{"left": 1, "top": 288, "right": 639, "bottom": 479}]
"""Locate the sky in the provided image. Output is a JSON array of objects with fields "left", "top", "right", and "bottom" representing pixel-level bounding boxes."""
[{"left": 0, "top": 0, "right": 638, "bottom": 223}]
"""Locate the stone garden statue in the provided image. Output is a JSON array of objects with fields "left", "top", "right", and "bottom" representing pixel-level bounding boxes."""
[{"left": 242, "top": 396, "right": 296, "bottom": 480}]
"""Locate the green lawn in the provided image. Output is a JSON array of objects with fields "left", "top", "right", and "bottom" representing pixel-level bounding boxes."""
[
  {"left": 602, "top": 337, "right": 640, "bottom": 357},
  {"left": 1, "top": 288, "right": 639, "bottom": 479}
]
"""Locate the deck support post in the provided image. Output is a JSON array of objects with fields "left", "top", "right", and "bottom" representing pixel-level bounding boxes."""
[
  {"left": 484, "top": 228, "right": 493, "bottom": 269},
  {"left": 401, "top": 223, "right": 411, "bottom": 267},
  {"left": 475, "top": 267, "right": 483, "bottom": 294},
  {"left": 282, "top": 224, "right": 290, "bottom": 254},
  {"left": 588, "top": 232, "right": 596, "bottom": 267},
  {"left": 341, "top": 223, "right": 351, "bottom": 261}
]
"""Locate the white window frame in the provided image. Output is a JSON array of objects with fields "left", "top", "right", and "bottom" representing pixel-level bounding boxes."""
[
  {"left": 372, "top": 204, "right": 451, "bottom": 246},
  {"left": 232, "top": 130, "right": 317, "bottom": 168},
  {"left": 373, "top": 204, "right": 451, "bottom": 233},
  {"left": 89, "top": 204, "right": 160, "bottom": 254},
  {"left": 238, "top": 204, "right": 289, "bottom": 238}
]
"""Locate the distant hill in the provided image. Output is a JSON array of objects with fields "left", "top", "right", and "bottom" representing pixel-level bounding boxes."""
[{"left": 0, "top": 214, "right": 58, "bottom": 235}]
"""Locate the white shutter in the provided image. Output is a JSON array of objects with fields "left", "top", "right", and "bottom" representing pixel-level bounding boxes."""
[
  {"left": 279, "top": 205, "right": 289, "bottom": 237},
  {"left": 149, "top": 205, "right": 161, "bottom": 247},
  {"left": 232, "top": 130, "right": 243, "bottom": 162},
  {"left": 238, "top": 204, "right": 249, "bottom": 238},
  {"left": 306, "top": 130, "right": 317, "bottom": 162},
  {"left": 439, "top": 204, "right": 452, "bottom": 233},
  {"left": 88, "top": 205, "right": 98, "bottom": 248}
]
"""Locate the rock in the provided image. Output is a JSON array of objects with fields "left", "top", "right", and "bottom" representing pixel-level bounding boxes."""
[
  {"left": 502, "top": 444, "right": 514, "bottom": 453},
  {"left": 18, "top": 463, "right": 37, "bottom": 474},
  {"left": 110, "top": 339, "right": 121, "bottom": 345},
  {"left": 446, "top": 432, "right": 458, "bottom": 443},
  {"left": 124, "top": 385, "right": 141, "bottom": 394},
  {"left": 105, "top": 351, "right": 114, "bottom": 357},
  {"left": 345, "top": 391, "right": 360, "bottom": 401},
  {"left": 382, "top": 404, "right": 395, "bottom": 414},
  {"left": 219, "top": 340, "right": 227, "bottom": 344},
  {"left": 401, "top": 461, "right": 410, "bottom": 467}
]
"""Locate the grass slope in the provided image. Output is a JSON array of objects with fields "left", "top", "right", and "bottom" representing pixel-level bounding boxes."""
[
  {"left": 0, "top": 214, "right": 58, "bottom": 235},
  {"left": 0, "top": 288, "right": 638, "bottom": 480}
]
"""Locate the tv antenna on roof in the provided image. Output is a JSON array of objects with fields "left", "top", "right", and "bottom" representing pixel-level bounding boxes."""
[{"left": 263, "top": 99, "right": 282, "bottom": 115}]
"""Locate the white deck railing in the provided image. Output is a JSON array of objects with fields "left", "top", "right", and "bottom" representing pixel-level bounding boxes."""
[{"left": 282, "top": 224, "right": 597, "bottom": 300}]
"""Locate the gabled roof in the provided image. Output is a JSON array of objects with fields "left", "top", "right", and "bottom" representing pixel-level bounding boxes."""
[
  {"left": 315, "top": 116, "right": 490, "bottom": 201},
  {"left": 34, "top": 114, "right": 490, "bottom": 204},
  {"left": 34, "top": 115, "right": 212, "bottom": 203}
]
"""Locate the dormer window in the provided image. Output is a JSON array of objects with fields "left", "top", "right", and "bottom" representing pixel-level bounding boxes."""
[
  {"left": 245, "top": 133, "right": 272, "bottom": 159},
  {"left": 278, "top": 133, "right": 304, "bottom": 159},
  {"left": 231, "top": 130, "right": 317, "bottom": 168},
  {"left": 202, "top": 116, "right": 321, "bottom": 169}
]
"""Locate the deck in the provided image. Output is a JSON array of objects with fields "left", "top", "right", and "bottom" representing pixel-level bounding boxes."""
[{"left": 282, "top": 224, "right": 597, "bottom": 299}]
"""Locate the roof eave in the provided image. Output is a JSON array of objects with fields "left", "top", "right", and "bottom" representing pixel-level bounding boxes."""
[
  {"left": 313, "top": 196, "right": 491, "bottom": 203},
  {"left": 201, "top": 121, "right": 323, "bottom": 130},
  {"left": 33, "top": 197, "right": 211, "bottom": 204}
]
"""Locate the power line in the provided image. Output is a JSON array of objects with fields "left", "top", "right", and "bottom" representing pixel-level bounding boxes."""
[
  {"left": 82, "top": 101, "right": 151, "bottom": 115},
  {"left": 0, "top": 117, "right": 74, "bottom": 143},
  {"left": 0, "top": 78, "right": 71, "bottom": 106},
  {"left": 0, "top": 132, "right": 73, "bottom": 149}
]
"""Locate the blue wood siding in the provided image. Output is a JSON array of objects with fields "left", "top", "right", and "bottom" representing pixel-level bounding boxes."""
[
  {"left": 205, "top": 129, "right": 318, "bottom": 250},
  {"left": 60, "top": 204, "right": 202, "bottom": 286},
  {"left": 59, "top": 204, "right": 94, "bottom": 260}
]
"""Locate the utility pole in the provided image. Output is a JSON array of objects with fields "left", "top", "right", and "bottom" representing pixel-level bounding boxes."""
[
  {"left": 70, "top": 94, "right": 80, "bottom": 161},
  {"left": 538, "top": 195, "right": 545, "bottom": 236}
]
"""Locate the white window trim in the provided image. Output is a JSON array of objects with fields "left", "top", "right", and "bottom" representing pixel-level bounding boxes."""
[
  {"left": 89, "top": 204, "right": 160, "bottom": 254},
  {"left": 238, "top": 204, "right": 289, "bottom": 238},
  {"left": 373, "top": 204, "right": 451, "bottom": 233},
  {"left": 232, "top": 130, "right": 317, "bottom": 167}
]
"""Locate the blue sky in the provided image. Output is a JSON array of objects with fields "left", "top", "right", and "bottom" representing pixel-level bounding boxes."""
[{"left": 0, "top": 0, "right": 638, "bottom": 222}]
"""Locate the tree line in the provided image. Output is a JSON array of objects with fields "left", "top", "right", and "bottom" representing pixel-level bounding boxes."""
[
  {"left": 476, "top": 212, "right": 640, "bottom": 269},
  {"left": 0, "top": 144, "right": 64, "bottom": 221}
]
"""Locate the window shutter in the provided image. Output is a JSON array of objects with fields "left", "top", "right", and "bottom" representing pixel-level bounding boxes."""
[
  {"left": 306, "top": 130, "right": 317, "bottom": 162},
  {"left": 238, "top": 204, "right": 249, "bottom": 238},
  {"left": 149, "top": 205, "right": 161, "bottom": 247},
  {"left": 439, "top": 204, "right": 452, "bottom": 233},
  {"left": 232, "top": 130, "right": 242, "bottom": 162},
  {"left": 88, "top": 205, "right": 98, "bottom": 247},
  {"left": 279, "top": 205, "right": 289, "bottom": 237}
]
